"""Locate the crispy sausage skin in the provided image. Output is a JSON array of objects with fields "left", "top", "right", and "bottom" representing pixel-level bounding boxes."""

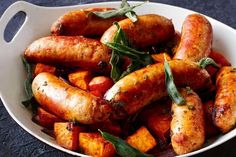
[
  {"left": 24, "top": 36, "right": 111, "bottom": 74},
  {"left": 105, "top": 60, "right": 211, "bottom": 119},
  {"left": 101, "top": 14, "right": 175, "bottom": 49},
  {"left": 173, "top": 14, "right": 212, "bottom": 62},
  {"left": 32, "top": 72, "right": 112, "bottom": 124},
  {"left": 213, "top": 67, "right": 236, "bottom": 133},
  {"left": 171, "top": 88, "right": 205, "bottom": 155},
  {"left": 51, "top": 8, "right": 125, "bottom": 37}
]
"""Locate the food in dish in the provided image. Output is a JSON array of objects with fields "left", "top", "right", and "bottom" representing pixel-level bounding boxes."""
[{"left": 21, "top": 1, "right": 235, "bottom": 156}]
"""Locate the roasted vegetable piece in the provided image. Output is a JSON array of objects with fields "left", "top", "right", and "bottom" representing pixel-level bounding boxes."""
[
  {"left": 151, "top": 53, "right": 171, "bottom": 63},
  {"left": 105, "top": 60, "right": 211, "bottom": 119},
  {"left": 89, "top": 120, "right": 122, "bottom": 135},
  {"left": 203, "top": 100, "right": 220, "bottom": 138},
  {"left": 139, "top": 101, "right": 172, "bottom": 145},
  {"left": 24, "top": 36, "right": 111, "bottom": 74},
  {"left": 32, "top": 107, "right": 63, "bottom": 128},
  {"left": 126, "top": 126, "right": 157, "bottom": 153},
  {"left": 79, "top": 132, "right": 115, "bottom": 157},
  {"left": 173, "top": 14, "right": 212, "bottom": 62},
  {"left": 51, "top": 8, "right": 125, "bottom": 37},
  {"left": 171, "top": 88, "right": 205, "bottom": 155},
  {"left": 54, "top": 122, "right": 85, "bottom": 151},
  {"left": 89, "top": 76, "right": 114, "bottom": 96},
  {"left": 68, "top": 70, "right": 92, "bottom": 90},
  {"left": 101, "top": 14, "right": 175, "bottom": 49},
  {"left": 213, "top": 67, "right": 236, "bottom": 133},
  {"left": 32, "top": 72, "right": 111, "bottom": 124},
  {"left": 34, "top": 63, "right": 56, "bottom": 77}
]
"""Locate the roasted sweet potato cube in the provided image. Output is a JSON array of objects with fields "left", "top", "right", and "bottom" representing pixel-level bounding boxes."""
[
  {"left": 32, "top": 107, "right": 63, "bottom": 128},
  {"left": 34, "top": 63, "right": 56, "bottom": 76},
  {"left": 79, "top": 133, "right": 115, "bottom": 157},
  {"left": 68, "top": 70, "right": 92, "bottom": 90},
  {"left": 126, "top": 126, "right": 157, "bottom": 153},
  {"left": 54, "top": 122, "right": 84, "bottom": 151},
  {"left": 89, "top": 121, "right": 122, "bottom": 135},
  {"left": 89, "top": 76, "right": 114, "bottom": 96},
  {"left": 151, "top": 53, "right": 171, "bottom": 63},
  {"left": 139, "top": 101, "right": 172, "bottom": 144}
]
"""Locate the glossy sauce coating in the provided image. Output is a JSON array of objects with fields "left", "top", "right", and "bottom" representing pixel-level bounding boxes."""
[
  {"left": 101, "top": 14, "right": 175, "bottom": 49},
  {"left": 105, "top": 60, "right": 211, "bottom": 118},
  {"left": 32, "top": 72, "right": 111, "bottom": 124},
  {"left": 171, "top": 88, "right": 205, "bottom": 155},
  {"left": 51, "top": 8, "right": 125, "bottom": 37},
  {"left": 24, "top": 36, "right": 111, "bottom": 74},
  {"left": 174, "top": 14, "right": 212, "bottom": 61},
  {"left": 213, "top": 67, "right": 236, "bottom": 133}
]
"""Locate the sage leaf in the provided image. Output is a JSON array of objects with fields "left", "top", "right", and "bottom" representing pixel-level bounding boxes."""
[
  {"left": 198, "top": 57, "right": 220, "bottom": 69},
  {"left": 164, "top": 54, "right": 185, "bottom": 105},
  {"left": 99, "top": 130, "right": 153, "bottom": 157}
]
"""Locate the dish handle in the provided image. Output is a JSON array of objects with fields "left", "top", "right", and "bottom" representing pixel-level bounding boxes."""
[{"left": 0, "top": 1, "right": 37, "bottom": 46}]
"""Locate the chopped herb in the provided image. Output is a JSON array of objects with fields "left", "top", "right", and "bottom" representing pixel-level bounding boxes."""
[
  {"left": 187, "top": 104, "right": 195, "bottom": 110},
  {"left": 198, "top": 57, "right": 220, "bottom": 69},
  {"left": 164, "top": 54, "right": 185, "bottom": 105},
  {"left": 99, "top": 130, "right": 153, "bottom": 157},
  {"left": 91, "top": 0, "right": 145, "bottom": 22},
  {"left": 186, "top": 86, "right": 194, "bottom": 95}
]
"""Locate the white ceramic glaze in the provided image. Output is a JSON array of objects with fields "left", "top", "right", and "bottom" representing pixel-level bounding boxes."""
[{"left": 0, "top": 1, "right": 236, "bottom": 157}]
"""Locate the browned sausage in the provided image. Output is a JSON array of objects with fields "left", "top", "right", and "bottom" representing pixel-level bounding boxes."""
[
  {"left": 171, "top": 88, "right": 205, "bottom": 155},
  {"left": 101, "top": 14, "right": 175, "bottom": 49},
  {"left": 105, "top": 60, "right": 211, "bottom": 119},
  {"left": 32, "top": 72, "right": 112, "bottom": 124},
  {"left": 213, "top": 67, "right": 236, "bottom": 133},
  {"left": 51, "top": 8, "right": 125, "bottom": 37},
  {"left": 24, "top": 36, "right": 111, "bottom": 74},
  {"left": 173, "top": 14, "right": 212, "bottom": 62}
]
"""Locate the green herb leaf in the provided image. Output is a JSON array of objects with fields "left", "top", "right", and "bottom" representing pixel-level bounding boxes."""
[
  {"left": 198, "top": 57, "right": 220, "bottom": 69},
  {"left": 21, "top": 56, "right": 37, "bottom": 111},
  {"left": 164, "top": 55, "right": 185, "bottom": 105},
  {"left": 106, "top": 42, "right": 153, "bottom": 66},
  {"left": 99, "top": 130, "right": 153, "bottom": 157},
  {"left": 92, "top": 0, "right": 144, "bottom": 22}
]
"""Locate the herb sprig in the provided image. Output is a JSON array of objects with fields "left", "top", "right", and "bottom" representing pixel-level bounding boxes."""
[
  {"left": 106, "top": 23, "right": 153, "bottom": 82},
  {"left": 99, "top": 130, "right": 153, "bottom": 157},
  {"left": 164, "top": 55, "right": 185, "bottom": 105},
  {"left": 92, "top": 0, "right": 145, "bottom": 22}
]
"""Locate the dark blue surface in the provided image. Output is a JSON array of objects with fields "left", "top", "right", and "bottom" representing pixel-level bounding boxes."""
[{"left": 0, "top": 0, "right": 236, "bottom": 157}]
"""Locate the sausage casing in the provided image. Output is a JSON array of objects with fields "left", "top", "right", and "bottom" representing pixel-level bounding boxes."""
[
  {"left": 32, "top": 72, "right": 111, "bottom": 124},
  {"left": 51, "top": 8, "right": 125, "bottom": 37},
  {"left": 213, "top": 67, "right": 236, "bottom": 133},
  {"left": 173, "top": 14, "right": 212, "bottom": 62},
  {"left": 101, "top": 14, "right": 175, "bottom": 49},
  {"left": 171, "top": 88, "right": 205, "bottom": 155},
  {"left": 24, "top": 36, "right": 111, "bottom": 74},
  {"left": 105, "top": 60, "right": 211, "bottom": 118}
]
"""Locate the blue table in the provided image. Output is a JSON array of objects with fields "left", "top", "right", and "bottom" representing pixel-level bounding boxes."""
[{"left": 0, "top": 0, "right": 236, "bottom": 157}]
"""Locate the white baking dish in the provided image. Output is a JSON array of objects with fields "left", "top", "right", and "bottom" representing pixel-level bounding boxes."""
[{"left": 0, "top": 1, "right": 236, "bottom": 157}]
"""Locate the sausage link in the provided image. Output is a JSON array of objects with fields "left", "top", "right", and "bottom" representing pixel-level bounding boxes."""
[
  {"left": 51, "top": 8, "right": 125, "bottom": 37},
  {"left": 171, "top": 88, "right": 205, "bottom": 155},
  {"left": 101, "top": 14, "right": 175, "bottom": 49},
  {"left": 24, "top": 36, "right": 111, "bottom": 74},
  {"left": 105, "top": 60, "right": 211, "bottom": 119},
  {"left": 32, "top": 72, "right": 112, "bottom": 124},
  {"left": 213, "top": 67, "right": 236, "bottom": 133},
  {"left": 173, "top": 14, "right": 212, "bottom": 62}
]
